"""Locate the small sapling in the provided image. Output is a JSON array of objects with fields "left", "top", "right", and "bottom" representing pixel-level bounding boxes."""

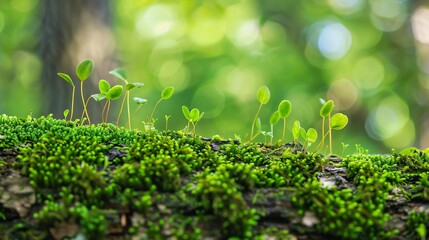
[
  {"left": 109, "top": 68, "right": 144, "bottom": 129},
  {"left": 319, "top": 99, "right": 334, "bottom": 152},
  {"left": 57, "top": 73, "right": 75, "bottom": 121},
  {"left": 133, "top": 97, "right": 148, "bottom": 113},
  {"left": 148, "top": 87, "right": 174, "bottom": 129},
  {"left": 316, "top": 112, "right": 348, "bottom": 155},
  {"left": 182, "top": 106, "right": 204, "bottom": 136},
  {"left": 278, "top": 100, "right": 292, "bottom": 144},
  {"left": 250, "top": 85, "right": 270, "bottom": 142},
  {"left": 76, "top": 59, "right": 94, "bottom": 124},
  {"left": 165, "top": 115, "right": 171, "bottom": 131},
  {"left": 269, "top": 111, "right": 280, "bottom": 145}
]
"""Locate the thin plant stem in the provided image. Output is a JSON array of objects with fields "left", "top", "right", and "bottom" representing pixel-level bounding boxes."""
[
  {"left": 106, "top": 101, "right": 111, "bottom": 124},
  {"left": 102, "top": 101, "right": 109, "bottom": 123},
  {"left": 313, "top": 130, "right": 330, "bottom": 153},
  {"left": 250, "top": 104, "right": 262, "bottom": 140},
  {"left": 148, "top": 99, "right": 162, "bottom": 129},
  {"left": 270, "top": 125, "right": 274, "bottom": 145},
  {"left": 192, "top": 122, "right": 197, "bottom": 137},
  {"left": 321, "top": 117, "right": 325, "bottom": 151},
  {"left": 80, "top": 96, "right": 92, "bottom": 125},
  {"left": 80, "top": 82, "right": 91, "bottom": 125},
  {"left": 186, "top": 121, "right": 191, "bottom": 134},
  {"left": 69, "top": 86, "right": 75, "bottom": 121},
  {"left": 126, "top": 92, "right": 131, "bottom": 130},
  {"left": 329, "top": 114, "right": 332, "bottom": 155},
  {"left": 281, "top": 118, "right": 286, "bottom": 144},
  {"left": 248, "top": 132, "right": 261, "bottom": 143},
  {"left": 117, "top": 92, "right": 127, "bottom": 127}
]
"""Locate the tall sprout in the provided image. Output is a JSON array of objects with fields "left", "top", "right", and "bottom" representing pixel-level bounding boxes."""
[
  {"left": 250, "top": 86, "right": 270, "bottom": 142},
  {"left": 76, "top": 59, "right": 94, "bottom": 124},
  {"left": 109, "top": 68, "right": 144, "bottom": 129}
]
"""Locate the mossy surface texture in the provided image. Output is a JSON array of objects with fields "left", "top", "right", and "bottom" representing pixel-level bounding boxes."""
[{"left": 0, "top": 115, "right": 428, "bottom": 240}]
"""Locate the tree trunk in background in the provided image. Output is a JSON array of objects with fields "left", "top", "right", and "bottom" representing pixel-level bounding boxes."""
[{"left": 38, "top": 0, "right": 115, "bottom": 123}]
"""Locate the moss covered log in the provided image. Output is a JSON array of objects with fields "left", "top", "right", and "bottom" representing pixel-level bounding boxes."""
[{"left": 0, "top": 114, "right": 428, "bottom": 239}]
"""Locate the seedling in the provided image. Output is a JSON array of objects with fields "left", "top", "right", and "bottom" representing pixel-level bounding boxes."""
[
  {"left": 91, "top": 80, "right": 124, "bottom": 123},
  {"left": 300, "top": 127, "right": 318, "bottom": 151},
  {"left": 133, "top": 97, "right": 148, "bottom": 113},
  {"left": 109, "top": 68, "right": 144, "bottom": 129},
  {"left": 278, "top": 100, "right": 292, "bottom": 144},
  {"left": 341, "top": 142, "right": 349, "bottom": 156},
  {"left": 319, "top": 99, "right": 334, "bottom": 152},
  {"left": 165, "top": 115, "right": 171, "bottom": 131},
  {"left": 76, "top": 59, "right": 94, "bottom": 124},
  {"left": 269, "top": 111, "right": 280, "bottom": 145},
  {"left": 57, "top": 73, "right": 75, "bottom": 121},
  {"left": 250, "top": 86, "right": 270, "bottom": 141},
  {"left": 260, "top": 131, "right": 272, "bottom": 145},
  {"left": 316, "top": 113, "right": 348, "bottom": 155},
  {"left": 292, "top": 120, "right": 301, "bottom": 144},
  {"left": 148, "top": 87, "right": 174, "bottom": 129},
  {"left": 182, "top": 106, "right": 204, "bottom": 136},
  {"left": 63, "top": 109, "right": 69, "bottom": 121}
]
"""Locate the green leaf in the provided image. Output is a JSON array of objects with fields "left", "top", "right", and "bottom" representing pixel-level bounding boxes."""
[
  {"left": 106, "top": 85, "right": 123, "bottom": 101},
  {"left": 91, "top": 93, "right": 106, "bottom": 102},
  {"left": 190, "top": 108, "right": 200, "bottom": 122},
  {"left": 257, "top": 85, "right": 270, "bottom": 104},
  {"left": 197, "top": 112, "right": 204, "bottom": 122},
  {"left": 255, "top": 117, "right": 261, "bottom": 132},
  {"left": 161, "top": 87, "right": 174, "bottom": 100},
  {"left": 63, "top": 109, "right": 69, "bottom": 118},
  {"left": 98, "top": 79, "right": 110, "bottom": 94},
  {"left": 307, "top": 128, "right": 318, "bottom": 143},
  {"left": 330, "top": 113, "right": 348, "bottom": 130},
  {"left": 300, "top": 128, "right": 307, "bottom": 140},
  {"left": 126, "top": 82, "right": 144, "bottom": 91},
  {"left": 109, "top": 68, "right": 128, "bottom": 82},
  {"left": 57, "top": 73, "right": 74, "bottom": 87},
  {"left": 182, "top": 106, "right": 191, "bottom": 121},
  {"left": 320, "top": 100, "right": 334, "bottom": 117},
  {"left": 278, "top": 100, "right": 291, "bottom": 118},
  {"left": 269, "top": 111, "right": 280, "bottom": 126},
  {"left": 133, "top": 97, "right": 148, "bottom": 105},
  {"left": 292, "top": 120, "right": 300, "bottom": 140},
  {"left": 76, "top": 59, "right": 94, "bottom": 82}
]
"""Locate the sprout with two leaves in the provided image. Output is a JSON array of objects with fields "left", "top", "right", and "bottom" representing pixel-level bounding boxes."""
[
  {"left": 91, "top": 80, "right": 123, "bottom": 123},
  {"left": 315, "top": 112, "right": 349, "bottom": 155},
  {"left": 292, "top": 120, "right": 318, "bottom": 152},
  {"left": 109, "top": 68, "right": 144, "bottom": 129},
  {"left": 182, "top": 106, "right": 204, "bottom": 136},
  {"left": 57, "top": 59, "right": 93, "bottom": 124}
]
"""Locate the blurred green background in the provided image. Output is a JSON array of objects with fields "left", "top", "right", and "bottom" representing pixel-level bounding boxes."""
[{"left": 1, "top": 0, "right": 429, "bottom": 154}]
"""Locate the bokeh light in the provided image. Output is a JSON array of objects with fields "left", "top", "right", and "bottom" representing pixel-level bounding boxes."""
[
  {"left": 369, "top": 0, "right": 407, "bottom": 32},
  {"left": 365, "top": 95, "right": 414, "bottom": 148},
  {"left": 317, "top": 22, "right": 352, "bottom": 60},
  {"left": 352, "top": 56, "right": 384, "bottom": 90}
]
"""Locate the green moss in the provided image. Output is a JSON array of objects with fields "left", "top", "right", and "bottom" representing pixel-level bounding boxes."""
[
  {"left": 0, "top": 114, "right": 427, "bottom": 239},
  {"left": 406, "top": 210, "right": 429, "bottom": 240}
]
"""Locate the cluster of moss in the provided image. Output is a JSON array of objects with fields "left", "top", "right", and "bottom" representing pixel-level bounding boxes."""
[{"left": 0, "top": 114, "right": 428, "bottom": 239}]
